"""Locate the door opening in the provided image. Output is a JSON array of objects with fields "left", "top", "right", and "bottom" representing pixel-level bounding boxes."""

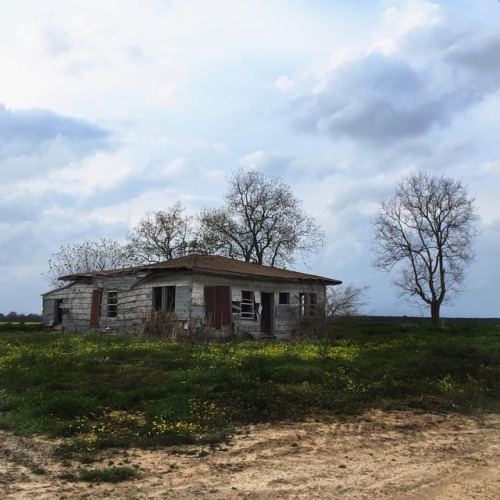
[{"left": 261, "top": 292, "right": 274, "bottom": 335}]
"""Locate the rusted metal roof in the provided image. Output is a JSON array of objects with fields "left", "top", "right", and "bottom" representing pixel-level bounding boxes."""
[{"left": 59, "top": 254, "right": 341, "bottom": 285}]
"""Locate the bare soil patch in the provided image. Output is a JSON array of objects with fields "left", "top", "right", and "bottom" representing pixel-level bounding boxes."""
[{"left": 1, "top": 410, "right": 498, "bottom": 499}]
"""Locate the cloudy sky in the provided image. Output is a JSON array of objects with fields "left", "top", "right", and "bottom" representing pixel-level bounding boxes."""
[{"left": 1, "top": 0, "right": 499, "bottom": 318}]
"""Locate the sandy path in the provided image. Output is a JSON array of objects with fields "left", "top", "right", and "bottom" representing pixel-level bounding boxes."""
[{"left": 1, "top": 410, "right": 499, "bottom": 499}]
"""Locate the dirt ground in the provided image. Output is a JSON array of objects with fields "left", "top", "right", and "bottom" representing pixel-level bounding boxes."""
[{"left": 1, "top": 410, "right": 499, "bottom": 499}]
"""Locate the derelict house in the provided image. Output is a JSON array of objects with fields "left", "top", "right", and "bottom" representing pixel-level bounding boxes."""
[{"left": 42, "top": 254, "right": 341, "bottom": 340}]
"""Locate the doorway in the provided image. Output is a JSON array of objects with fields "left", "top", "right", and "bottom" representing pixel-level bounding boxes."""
[{"left": 261, "top": 292, "right": 274, "bottom": 335}]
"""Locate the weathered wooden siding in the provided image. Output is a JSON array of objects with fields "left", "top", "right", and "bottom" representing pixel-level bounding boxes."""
[
  {"left": 42, "top": 269, "right": 327, "bottom": 339},
  {"left": 189, "top": 274, "right": 326, "bottom": 340},
  {"left": 42, "top": 298, "right": 56, "bottom": 326},
  {"left": 42, "top": 283, "right": 96, "bottom": 331}
]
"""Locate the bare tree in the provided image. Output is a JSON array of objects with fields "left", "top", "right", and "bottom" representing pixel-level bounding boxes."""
[
  {"left": 126, "top": 201, "right": 195, "bottom": 264},
  {"left": 373, "top": 171, "right": 478, "bottom": 326},
  {"left": 44, "top": 239, "right": 131, "bottom": 288},
  {"left": 325, "top": 284, "right": 369, "bottom": 317},
  {"left": 198, "top": 169, "right": 325, "bottom": 267}
]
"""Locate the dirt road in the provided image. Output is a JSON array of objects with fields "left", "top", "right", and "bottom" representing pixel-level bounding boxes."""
[{"left": 1, "top": 410, "right": 499, "bottom": 499}]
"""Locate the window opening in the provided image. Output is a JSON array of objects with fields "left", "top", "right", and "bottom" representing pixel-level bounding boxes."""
[
  {"left": 153, "top": 287, "right": 163, "bottom": 310},
  {"left": 166, "top": 286, "right": 175, "bottom": 311},
  {"left": 107, "top": 291, "right": 118, "bottom": 318},
  {"left": 299, "top": 292, "right": 317, "bottom": 316},
  {"left": 310, "top": 293, "right": 317, "bottom": 315},
  {"left": 152, "top": 286, "right": 176, "bottom": 311},
  {"left": 279, "top": 292, "right": 290, "bottom": 305},
  {"left": 240, "top": 290, "right": 255, "bottom": 319}
]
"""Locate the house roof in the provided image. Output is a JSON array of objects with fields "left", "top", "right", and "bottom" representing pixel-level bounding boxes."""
[{"left": 59, "top": 254, "right": 341, "bottom": 285}]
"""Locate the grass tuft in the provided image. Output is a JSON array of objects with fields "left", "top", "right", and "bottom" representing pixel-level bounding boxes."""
[{"left": 79, "top": 465, "right": 137, "bottom": 483}]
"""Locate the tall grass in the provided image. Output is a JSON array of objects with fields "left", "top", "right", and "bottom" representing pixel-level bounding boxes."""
[{"left": 0, "top": 323, "right": 498, "bottom": 456}]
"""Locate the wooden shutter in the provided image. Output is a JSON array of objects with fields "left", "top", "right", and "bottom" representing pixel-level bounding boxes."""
[
  {"left": 204, "top": 285, "right": 231, "bottom": 329},
  {"left": 174, "top": 286, "right": 191, "bottom": 320},
  {"left": 42, "top": 299, "right": 55, "bottom": 324},
  {"left": 90, "top": 289, "right": 102, "bottom": 328}
]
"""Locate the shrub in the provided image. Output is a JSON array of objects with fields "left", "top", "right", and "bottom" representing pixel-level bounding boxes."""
[{"left": 141, "top": 310, "right": 184, "bottom": 340}]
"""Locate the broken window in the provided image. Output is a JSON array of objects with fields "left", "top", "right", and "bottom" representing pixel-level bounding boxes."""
[
  {"left": 276, "top": 292, "right": 295, "bottom": 319},
  {"left": 107, "top": 291, "right": 118, "bottom": 318},
  {"left": 299, "top": 292, "right": 318, "bottom": 317},
  {"left": 232, "top": 301, "right": 241, "bottom": 315},
  {"left": 240, "top": 290, "right": 255, "bottom": 320},
  {"left": 153, "top": 286, "right": 176, "bottom": 311}
]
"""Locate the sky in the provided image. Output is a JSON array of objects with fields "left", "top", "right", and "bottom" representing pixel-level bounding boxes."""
[{"left": 1, "top": 0, "right": 499, "bottom": 318}]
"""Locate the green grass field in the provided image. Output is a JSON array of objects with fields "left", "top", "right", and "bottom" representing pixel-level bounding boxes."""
[{"left": 0, "top": 323, "right": 498, "bottom": 460}]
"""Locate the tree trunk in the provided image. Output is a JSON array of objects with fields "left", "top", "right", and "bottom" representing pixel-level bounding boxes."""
[{"left": 430, "top": 302, "right": 440, "bottom": 327}]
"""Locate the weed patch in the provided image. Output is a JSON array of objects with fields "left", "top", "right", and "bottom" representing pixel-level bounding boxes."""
[
  {"left": 9, "top": 452, "right": 47, "bottom": 475},
  {"left": 78, "top": 465, "right": 137, "bottom": 483}
]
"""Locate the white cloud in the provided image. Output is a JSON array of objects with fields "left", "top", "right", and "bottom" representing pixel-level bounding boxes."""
[
  {"left": 275, "top": 76, "right": 296, "bottom": 92},
  {"left": 239, "top": 151, "right": 294, "bottom": 175},
  {"left": 374, "top": 0, "right": 442, "bottom": 54},
  {"left": 292, "top": 4, "right": 500, "bottom": 146}
]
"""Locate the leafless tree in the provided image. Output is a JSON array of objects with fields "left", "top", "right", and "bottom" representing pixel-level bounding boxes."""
[
  {"left": 197, "top": 169, "right": 325, "bottom": 267},
  {"left": 373, "top": 171, "right": 478, "bottom": 326},
  {"left": 44, "top": 239, "right": 131, "bottom": 288},
  {"left": 325, "top": 284, "right": 369, "bottom": 317},
  {"left": 126, "top": 201, "right": 195, "bottom": 264}
]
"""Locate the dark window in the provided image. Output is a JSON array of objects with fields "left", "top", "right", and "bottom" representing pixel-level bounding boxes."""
[
  {"left": 310, "top": 293, "right": 317, "bottom": 315},
  {"left": 153, "top": 287, "right": 162, "bottom": 310},
  {"left": 241, "top": 290, "right": 255, "bottom": 319},
  {"left": 279, "top": 292, "right": 290, "bottom": 305},
  {"left": 152, "top": 286, "right": 176, "bottom": 311},
  {"left": 107, "top": 291, "right": 118, "bottom": 318},
  {"left": 166, "top": 286, "right": 175, "bottom": 311}
]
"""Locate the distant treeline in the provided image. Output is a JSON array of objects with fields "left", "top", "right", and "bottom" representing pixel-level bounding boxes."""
[
  {"left": 336, "top": 315, "right": 500, "bottom": 325},
  {"left": 0, "top": 312, "right": 43, "bottom": 323}
]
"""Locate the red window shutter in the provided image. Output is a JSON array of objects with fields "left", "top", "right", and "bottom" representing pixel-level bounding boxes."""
[
  {"left": 90, "top": 289, "right": 102, "bottom": 328},
  {"left": 204, "top": 286, "right": 231, "bottom": 329}
]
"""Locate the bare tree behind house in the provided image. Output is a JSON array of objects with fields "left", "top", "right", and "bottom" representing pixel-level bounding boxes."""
[
  {"left": 198, "top": 169, "right": 325, "bottom": 267},
  {"left": 326, "top": 284, "right": 369, "bottom": 317},
  {"left": 44, "top": 239, "right": 131, "bottom": 288},
  {"left": 126, "top": 201, "right": 195, "bottom": 264}
]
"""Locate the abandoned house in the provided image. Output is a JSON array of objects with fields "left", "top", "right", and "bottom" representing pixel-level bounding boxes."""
[{"left": 42, "top": 254, "right": 341, "bottom": 339}]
